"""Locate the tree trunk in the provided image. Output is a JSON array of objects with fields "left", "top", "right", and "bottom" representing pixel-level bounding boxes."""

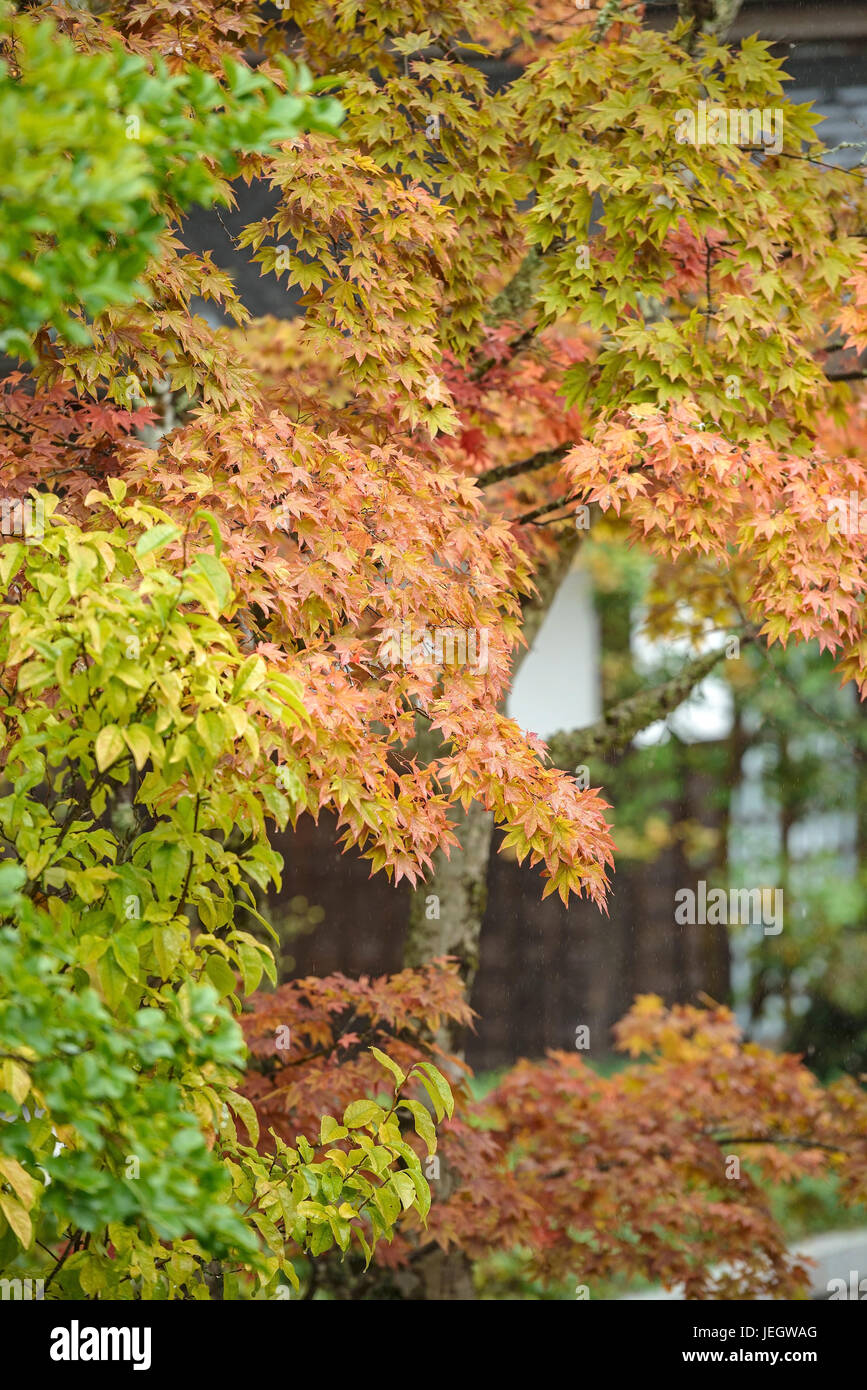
[
  {"left": 405, "top": 797, "right": 494, "bottom": 1020},
  {"left": 400, "top": 544, "right": 582, "bottom": 1299}
]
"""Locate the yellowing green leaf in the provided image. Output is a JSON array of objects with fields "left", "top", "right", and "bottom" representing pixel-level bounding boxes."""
[
  {"left": 205, "top": 953, "right": 238, "bottom": 999},
  {"left": 1, "top": 1059, "right": 30, "bottom": 1105},
  {"left": 370, "top": 1046, "right": 406, "bottom": 1089},
  {"left": 0, "top": 1193, "right": 32, "bottom": 1248},
  {"left": 0, "top": 1156, "right": 38, "bottom": 1209},
  {"left": 136, "top": 523, "right": 180, "bottom": 558},
  {"left": 343, "top": 1099, "right": 386, "bottom": 1129},
  {"left": 94, "top": 724, "right": 126, "bottom": 773},
  {"left": 192, "top": 552, "right": 232, "bottom": 613}
]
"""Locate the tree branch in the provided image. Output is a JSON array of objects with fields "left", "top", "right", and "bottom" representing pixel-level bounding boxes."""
[
  {"left": 677, "top": 0, "right": 745, "bottom": 43},
  {"left": 476, "top": 444, "right": 570, "bottom": 490},
  {"left": 709, "top": 1134, "right": 854, "bottom": 1152},
  {"left": 545, "top": 636, "right": 754, "bottom": 770},
  {"left": 824, "top": 368, "right": 867, "bottom": 383},
  {"left": 510, "top": 492, "right": 583, "bottom": 526},
  {"left": 484, "top": 245, "right": 544, "bottom": 329}
]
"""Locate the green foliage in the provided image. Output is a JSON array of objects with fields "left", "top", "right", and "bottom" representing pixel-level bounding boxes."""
[
  {"left": 0, "top": 6, "right": 342, "bottom": 354},
  {"left": 0, "top": 864, "right": 256, "bottom": 1262},
  {"left": 0, "top": 488, "right": 304, "bottom": 969},
  {"left": 0, "top": 495, "right": 451, "bottom": 1297}
]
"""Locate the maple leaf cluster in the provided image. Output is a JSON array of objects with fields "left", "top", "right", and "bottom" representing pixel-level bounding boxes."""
[{"left": 564, "top": 405, "right": 867, "bottom": 689}]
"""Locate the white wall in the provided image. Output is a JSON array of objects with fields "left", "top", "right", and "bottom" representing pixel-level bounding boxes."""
[{"left": 506, "top": 562, "right": 600, "bottom": 741}]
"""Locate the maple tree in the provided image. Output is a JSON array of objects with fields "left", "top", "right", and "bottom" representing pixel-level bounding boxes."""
[{"left": 2, "top": 0, "right": 867, "bottom": 1301}]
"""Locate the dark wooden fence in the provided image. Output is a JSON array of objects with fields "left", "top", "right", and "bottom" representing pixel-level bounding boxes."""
[{"left": 265, "top": 754, "right": 730, "bottom": 1071}]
